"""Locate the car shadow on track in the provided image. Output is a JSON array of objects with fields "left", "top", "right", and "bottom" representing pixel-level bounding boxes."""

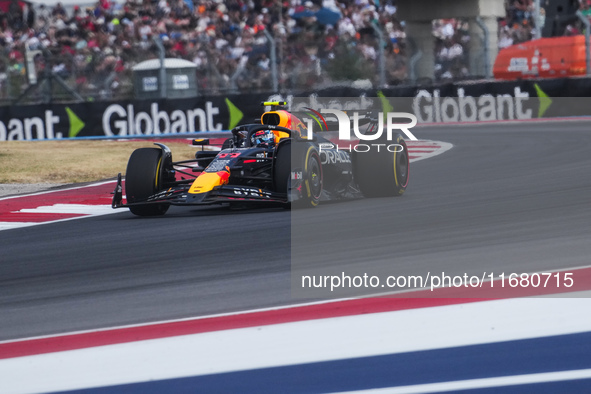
[{"left": 112, "top": 203, "right": 289, "bottom": 220}]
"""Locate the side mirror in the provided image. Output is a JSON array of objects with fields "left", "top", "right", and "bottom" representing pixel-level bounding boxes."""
[{"left": 192, "top": 139, "right": 210, "bottom": 146}]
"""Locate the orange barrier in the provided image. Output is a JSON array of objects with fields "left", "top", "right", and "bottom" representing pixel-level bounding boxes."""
[{"left": 494, "top": 35, "right": 588, "bottom": 80}]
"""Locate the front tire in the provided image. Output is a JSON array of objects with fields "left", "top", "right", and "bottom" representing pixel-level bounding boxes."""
[
  {"left": 301, "top": 145, "right": 322, "bottom": 207},
  {"left": 353, "top": 134, "right": 409, "bottom": 197},
  {"left": 274, "top": 141, "right": 322, "bottom": 208},
  {"left": 125, "top": 148, "right": 171, "bottom": 216},
  {"left": 293, "top": 143, "right": 322, "bottom": 208}
]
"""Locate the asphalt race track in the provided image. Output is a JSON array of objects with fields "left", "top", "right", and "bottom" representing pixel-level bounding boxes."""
[{"left": 1, "top": 120, "right": 591, "bottom": 340}]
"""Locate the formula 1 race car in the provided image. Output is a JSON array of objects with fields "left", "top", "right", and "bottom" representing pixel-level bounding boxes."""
[{"left": 112, "top": 102, "right": 409, "bottom": 216}]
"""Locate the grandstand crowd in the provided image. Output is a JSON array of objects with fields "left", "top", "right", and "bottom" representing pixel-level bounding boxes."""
[
  {"left": 0, "top": 0, "right": 582, "bottom": 99},
  {"left": 0, "top": 0, "right": 408, "bottom": 97}
]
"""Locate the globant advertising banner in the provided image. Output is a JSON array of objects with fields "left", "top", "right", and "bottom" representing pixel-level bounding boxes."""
[
  {"left": 1, "top": 77, "right": 590, "bottom": 141},
  {"left": 0, "top": 94, "right": 266, "bottom": 141}
]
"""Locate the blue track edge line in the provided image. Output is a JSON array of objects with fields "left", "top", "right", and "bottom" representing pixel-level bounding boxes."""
[
  {"left": 57, "top": 331, "right": 591, "bottom": 394},
  {"left": 36, "top": 131, "right": 233, "bottom": 142}
]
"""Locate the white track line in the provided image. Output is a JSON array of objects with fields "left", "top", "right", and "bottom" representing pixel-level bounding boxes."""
[
  {"left": 409, "top": 140, "right": 453, "bottom": 163},
  {"left": 17, "top": 204, "right": 116, "bottom": 215},
  {"left": 335, "top": 369, "right": 591, "bottom": 394}
]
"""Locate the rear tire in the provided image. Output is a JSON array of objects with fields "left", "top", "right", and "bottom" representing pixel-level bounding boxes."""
[
  {"left": 125, "top": 148, "right": 171, "bottom": 216},
  {"left": 353, "top": 134, "right": 409, "bottom": 197}
]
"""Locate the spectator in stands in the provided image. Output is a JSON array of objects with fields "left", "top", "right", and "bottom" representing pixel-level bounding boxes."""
[
  {"left": 499, "top": 25, "right": 515, "bottom": 49},
  {"left": 580, "top": 0, "right": 591, "bottom": 17},
  {"left": 432, "top": 18, "right": 470, "bottom": 81},
  {"left": 51, "top": 2, "right": 67, "bottom": 19},
  {"left": 508, "top": 0, "right": 533, "bottom": 25}
]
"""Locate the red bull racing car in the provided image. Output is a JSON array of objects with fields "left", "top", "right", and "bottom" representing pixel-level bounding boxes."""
[{"left": 112, "top": 102, "right": 409, "bottom": 216}]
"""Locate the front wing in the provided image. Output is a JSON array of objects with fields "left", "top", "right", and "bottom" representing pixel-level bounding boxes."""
[{"left": 111, "top": 174, "right": 288, "bottom": 209}]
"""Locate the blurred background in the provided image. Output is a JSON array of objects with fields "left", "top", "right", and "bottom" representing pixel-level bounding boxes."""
[{"left": 0, "top": 0, "right": 587, "bottom": 104}]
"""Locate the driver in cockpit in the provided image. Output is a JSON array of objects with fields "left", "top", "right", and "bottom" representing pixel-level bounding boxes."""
[{"left": 250, "top": 129, "right": 276, "bottom": 147}]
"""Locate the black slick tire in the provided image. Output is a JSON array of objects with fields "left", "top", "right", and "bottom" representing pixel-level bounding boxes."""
[{"left": 125, "top": 148, "right": 170, "bottom": 216}]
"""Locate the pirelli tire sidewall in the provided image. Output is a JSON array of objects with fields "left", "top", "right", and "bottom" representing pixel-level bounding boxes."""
[
  {"left": 292, "top": 142, "right": 323, "bottom": 208},
  {"left": 352, "top": 134, "right": 409, "bottom": 198},
  {"left": 125, "top": 147, "right": 171, "bottom": 216}
]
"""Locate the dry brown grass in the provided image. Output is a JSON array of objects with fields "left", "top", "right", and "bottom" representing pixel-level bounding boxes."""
[{"left": 0, "top": 140, "right": 200, "bottom": 183}]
